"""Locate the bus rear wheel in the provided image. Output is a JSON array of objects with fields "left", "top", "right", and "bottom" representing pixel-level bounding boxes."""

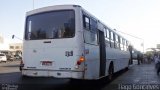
[{"left": 108, "top": 66, "right": 114, "bottom": 81}]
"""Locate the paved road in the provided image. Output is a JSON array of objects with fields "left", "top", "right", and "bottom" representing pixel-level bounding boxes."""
[
  {"left": 0, "top": 60, "right": 160, "bottom": 90},
  {"left": 0, "top": 61, "right": 109, "bottom": 90},
  {"left": 105, "top": 62, "right": 160, "bottom": 90}
]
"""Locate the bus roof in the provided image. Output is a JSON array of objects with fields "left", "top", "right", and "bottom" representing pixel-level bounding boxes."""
[{"left": 26, "top": 4, "right": 80, "bottom": 16}]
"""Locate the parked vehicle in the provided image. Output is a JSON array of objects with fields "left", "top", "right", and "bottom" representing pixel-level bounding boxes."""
[
  {"left": 6, "top": 54, "right": 14, "bottom": 61},
  {"left": 14, "top": 55, "right": 22, "bottom": 60},
  {"left": 0, "top": 53, "right": 7, "bottom": 62}
]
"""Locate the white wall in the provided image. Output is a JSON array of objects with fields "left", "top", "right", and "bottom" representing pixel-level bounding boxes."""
[{"left": 0, "top": 37, "right": 9, "bottom": 50}]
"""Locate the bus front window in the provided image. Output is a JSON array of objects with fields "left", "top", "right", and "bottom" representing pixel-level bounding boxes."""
[{"left": 25, "top": 10, "right": 75, "bottom": 40}]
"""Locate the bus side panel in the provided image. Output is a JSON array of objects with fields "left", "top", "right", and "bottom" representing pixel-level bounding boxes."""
[
  {"left": 113, "top": 50, "right": 130, "bottom": 72},
  {"left": 84, "top": 44, "right": 100, "bottom": 79},
  {"left": 106, "top": 48, "right": 130, "bottom": 73}
]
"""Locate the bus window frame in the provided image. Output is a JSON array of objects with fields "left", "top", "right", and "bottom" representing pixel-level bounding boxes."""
[
  {"left": 83, "top": 13, "right": 98, "bottom": 46},
  {"left": 25, "top": 10, "right": 76, "bottom": 40}
]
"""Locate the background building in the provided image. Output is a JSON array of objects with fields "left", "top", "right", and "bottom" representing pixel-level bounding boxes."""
[
  {"left": 0, "top": 35, "right": 4, "bottom": 44},
  {"left": 9, "top": 43, "right": 22, "bottom": 52},
  {"left": 0, "top": 35, "right": 8, "bottom": 50},
  {"left": 9, "top": 43, "right": 22, "bottom": 59}
]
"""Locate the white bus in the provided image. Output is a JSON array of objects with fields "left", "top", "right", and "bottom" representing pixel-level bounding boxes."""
[{"left": 20, "top": 5, "right": 130, "bottom": 80}]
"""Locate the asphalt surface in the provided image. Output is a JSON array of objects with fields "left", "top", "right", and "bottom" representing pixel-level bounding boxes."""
[
  {"left": 0, "top": 61, "right": 109, "bottom": 90},
  {"left": 105, "top": 61, "right": 160, "bottom": 90},
  {"left": 0, "top": 60, "right": 160, "bottom": 90}
]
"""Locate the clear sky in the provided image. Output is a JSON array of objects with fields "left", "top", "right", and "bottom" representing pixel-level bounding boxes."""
[{"left": 0, "top": 0, "right": 160, "bottom": 52}]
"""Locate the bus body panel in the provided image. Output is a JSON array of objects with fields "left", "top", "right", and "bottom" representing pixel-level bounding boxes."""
[
  {"left": 22, "top": 38, "right": 85, "bottom": 78},
  {"left": 83, "top": 44, "right": 100, "bottom": 79},
  {"left": 23, "top": 39, "right": 77, "bottom": 70},
  {"left": 106, "top": 48, "right": 130, "bottom": 73},
  {"left": 22, "top": 5, "right": 85, "bottom": 79}
]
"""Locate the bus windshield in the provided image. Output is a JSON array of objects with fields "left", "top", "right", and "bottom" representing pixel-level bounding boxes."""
[{"left": 25, "top": 10, "right": 75, "bottom": 40}]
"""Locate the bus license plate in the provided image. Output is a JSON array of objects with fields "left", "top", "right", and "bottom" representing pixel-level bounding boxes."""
[{"left": 41, "top": 61, "right": 52, "bottom": 66}]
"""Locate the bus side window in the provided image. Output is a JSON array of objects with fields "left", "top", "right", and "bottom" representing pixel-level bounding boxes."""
[
  {"left": 83, "top": 15, "right": 98, "bottom": 45},
  {"left": 117, "top": 35, "right": 120, "bottom": 49},
  {"left": 104, "top": 28, "right": 109, "bottom": 47},
  {"left": 90, "top": 18, "right": 97, "bottom": 32},
  {"left": 106, "top": 29, "right": 109, "bottom": 39},
  {"left": 106, "top": 29, "right": 110, "bottom": 47},
  {"left": 113, "top": 33, "right": 116, "bottom": 48},
  {"left": 83, "top": 15, "right": 90, "bottom": 30},
  {"left": 110, "top": 31, "right": 114, "bottom": 48},
  {"left": 109, "top": 31, "right": 112, "bottom": 48},
  {"left": 115, "top": 34, "right": 119, "bottom": 49},
  {"left": 104, "top": 28, "right": 107, "bottom": 38},
  {"left": 124, "top": 40, "right": 128, "bottom": 51},
  {"left": 120, "top": 38, "right": 124, "bottom": 50},
  {"left": 126, "top": 41, "right": 129, "bottom": 51}
]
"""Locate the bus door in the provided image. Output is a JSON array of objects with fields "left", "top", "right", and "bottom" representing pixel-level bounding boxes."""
[{"left": 98, "top": 30, "right": 106, "bottom": 77}]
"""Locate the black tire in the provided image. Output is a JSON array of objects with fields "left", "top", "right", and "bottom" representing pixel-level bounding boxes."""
[
  {"left": 125, "top": 67, "right": 129, "bottom": 71},
  {"left": 108, "top": 66, "right": 114, "bottom": 81}
]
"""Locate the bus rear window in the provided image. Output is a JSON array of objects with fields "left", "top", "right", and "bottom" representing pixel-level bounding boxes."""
[{"left": 25, "top": 10, "right": 75, "bottom": 40}]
